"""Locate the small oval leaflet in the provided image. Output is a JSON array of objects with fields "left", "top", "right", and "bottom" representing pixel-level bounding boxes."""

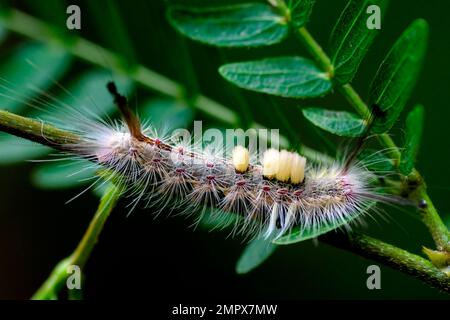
[
  {"left": 369, "top": 19, "right": 428, "bottom": 133},
  {"left": 219, "top": 56, "right": 332, "bottom": 98},
  {"left": 167, "top": 3, "right": 289, "bottom": 47}
]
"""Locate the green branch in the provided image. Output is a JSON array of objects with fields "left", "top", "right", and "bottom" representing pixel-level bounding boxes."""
[
  {"left": 32, "top": 183, "right": 121, "bottom": 300},
  {"left": 321, "top": 232, "right": 450, "bottom": 293}
]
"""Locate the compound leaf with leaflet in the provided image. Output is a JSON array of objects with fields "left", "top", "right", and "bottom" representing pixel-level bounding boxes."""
[
  {"left": 0, "top": 42, "right": 71, "bottom": 113},
  {"left": 289, "top": 0, "right": 316, "bottom": 29},
  {"left": 219, "top": 56, "right": 332, "bottom": 98}
]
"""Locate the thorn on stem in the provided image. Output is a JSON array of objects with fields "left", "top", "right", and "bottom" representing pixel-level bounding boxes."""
[{"left": 107, "top": 81, "right": 145, "bottom": 141}]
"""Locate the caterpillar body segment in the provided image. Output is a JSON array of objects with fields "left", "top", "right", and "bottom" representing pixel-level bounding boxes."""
[
  {"left": 38, "top": 82, "right": 390, "bottom": 241},
  {"left": 66, "top": 117, "right": 377, "bottom": 240}
]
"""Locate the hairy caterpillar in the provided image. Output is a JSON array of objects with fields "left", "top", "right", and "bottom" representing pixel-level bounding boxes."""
[{"left": 23, "top": 81, "right": 396, "bottom": 242}]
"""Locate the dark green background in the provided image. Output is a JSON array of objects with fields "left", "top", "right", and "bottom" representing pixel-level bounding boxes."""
[{"left": 0, "top": 0, "right": 449, "bottom": 299}]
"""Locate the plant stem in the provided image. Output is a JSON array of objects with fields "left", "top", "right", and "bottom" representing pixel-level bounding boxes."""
[
  {"left": 70, "top": 183, "right": 121, "bottom": 268},
  {"left": 295, "top": 27, "right": 450, "bottom": 253},
  {"left": 0, "top": 110, "right": 80, "bottom": 150},
  {"left": 31, "top": 257, "right": 72, "bottom": 300},
  {"left": 32, "top": 183, "right": 121, "bottom": 300},
  {"left": 322, "top": 232, "right": 450, "bottom": 293}
]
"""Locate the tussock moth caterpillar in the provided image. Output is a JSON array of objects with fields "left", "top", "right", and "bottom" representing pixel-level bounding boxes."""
[{"left": 8, "top": 80, "right": 401, "bottom": 242}]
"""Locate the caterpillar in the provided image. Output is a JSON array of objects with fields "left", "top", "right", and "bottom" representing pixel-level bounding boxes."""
[{"left": 25, "top": 81, "right": 395, "bottom": 242}]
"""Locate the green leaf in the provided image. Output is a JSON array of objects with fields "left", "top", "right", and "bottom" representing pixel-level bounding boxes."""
[
  {"left": 236, "top": 238, "right": 277, "bottom": 274},
  {"left": 369, "top": 19, "right": 428, "bottom": 133},
  {"left": 422, "top": 247, "right": 450, "bottom": 269},
  {"left": 273, "top": 201, "right": 373, "bottom": 245},
  {"left": 0, "top": 133, "right": 51, "bottom": 165},
  {"left": 32, "top": 160, "right": 100, "bottom": 190},
  {"left": 24, "top": 0, "right": 67, "bottom": 26},
  {"left": 358, "top": 149, "right": 394, "bottom": 172},
  {"left": 167, "top": 3, "right": 289, "bottom": 47},
  {"left": 330, "top": 0, "right": 389, "bottom": 83},
  {"left": 302, "top": 107, "right": 366, "bottom": 137},
  {"left": 140, "top": 98, "right": 194, "bottom": 132},
  {"left": 289, "top": 0, "right": 316, "bottom": 28},
  {"left": 68, "top": 288, "right": 83, "bottom": 301},
  {"left": 0, "top": 42, "right": 71, "bottom": 113},
  {"left": 219, "top": 57, "right": 332, "bottom": 98},
  {"left": 399, "top": 104, "right": 424, "bottom": 176}
]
